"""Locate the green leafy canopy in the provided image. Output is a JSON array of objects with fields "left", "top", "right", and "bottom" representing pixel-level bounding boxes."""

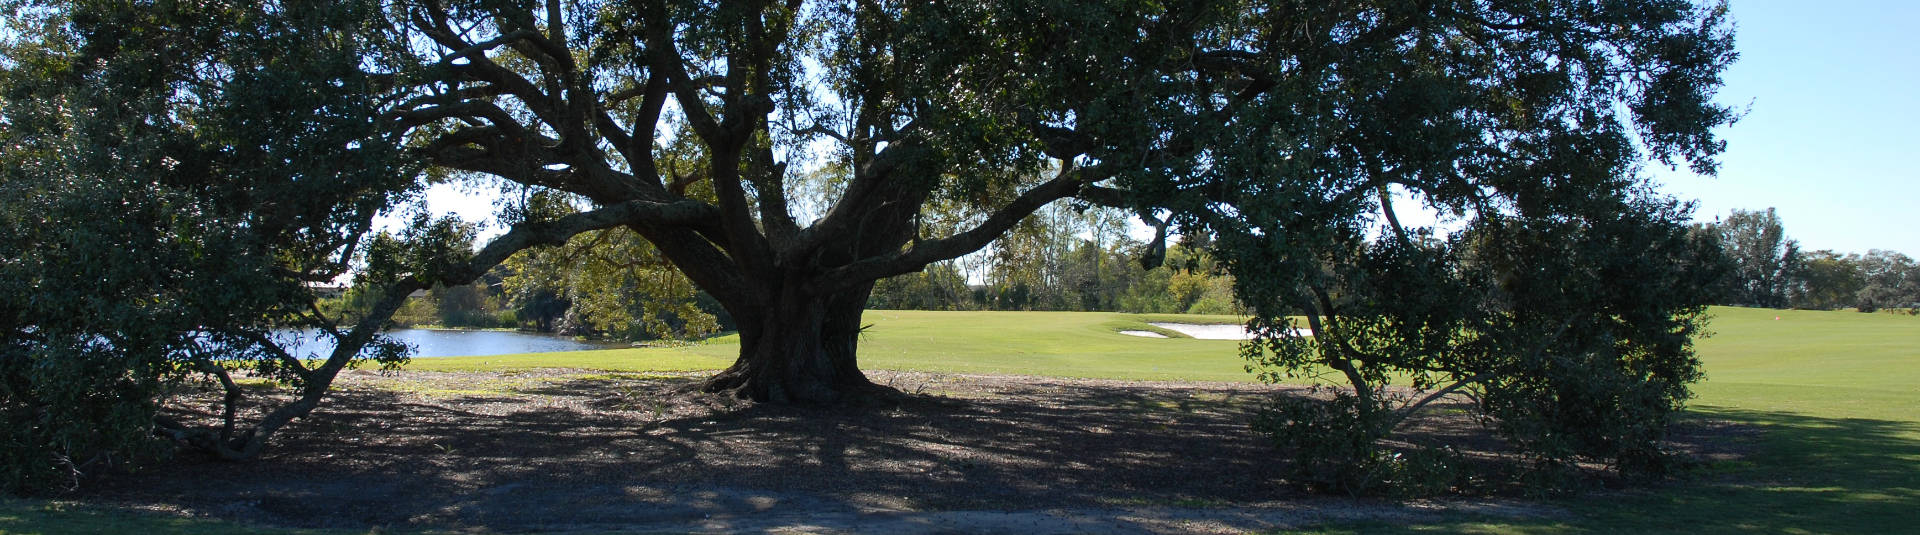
[{"left": 2, "top": 0, "right": 1738, "bottom": 494}]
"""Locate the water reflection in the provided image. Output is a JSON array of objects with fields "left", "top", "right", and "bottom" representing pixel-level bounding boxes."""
[{"left": 278, "top": 329, "right": 626, "bottom": 358}]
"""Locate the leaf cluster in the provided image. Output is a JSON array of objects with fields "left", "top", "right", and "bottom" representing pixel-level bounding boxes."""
[
  {"left": 0, "top": 0, "right": 420, "bottom": 492},
  {"left": 1165, "top": 0, "right": 1742, "bottom": 492}
]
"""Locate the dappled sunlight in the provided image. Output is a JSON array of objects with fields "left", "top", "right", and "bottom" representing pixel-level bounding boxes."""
[
  {"left": 95, "top": 371, "right": 1301, "bottom": 529},
  {"left": 68, "top": 370, "right": 1566, "bottom": 533}
]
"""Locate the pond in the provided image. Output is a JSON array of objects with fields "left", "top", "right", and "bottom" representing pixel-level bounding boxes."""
[{"left": 277, "top": 329, "right": 627, "bottom": 358}]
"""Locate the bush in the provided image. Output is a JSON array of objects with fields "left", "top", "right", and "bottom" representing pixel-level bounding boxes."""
[
  {"left": 0, "top": 344, "right": 174, "bottom": 495},
  {"left": 1253, "top": 392, "right": 1465, "bottom": 498}
]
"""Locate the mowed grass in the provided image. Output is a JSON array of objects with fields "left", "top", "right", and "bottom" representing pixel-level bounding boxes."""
[
  {"left": 1691, "top": 307, "right": 1920, "bottom": 422},
  {"left": 406, "top": 310, "right": 1262, "bottom": 382},
  {"left": 5, "top": 307, "right": 1918, "bottom": 534},
  {"left": 1281, "top": 306, "right": 1920, "bottom": 535}
]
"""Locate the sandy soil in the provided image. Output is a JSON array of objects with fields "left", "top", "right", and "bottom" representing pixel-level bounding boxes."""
[{"left": 72, "top": 370, "right": 1747, "bottom": 534}]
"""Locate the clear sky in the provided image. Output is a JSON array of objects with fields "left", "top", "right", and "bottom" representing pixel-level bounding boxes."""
[
  {"left": 1648, "top": 0, "right": 1918, "bottom": 255},
  {"left": 406, "top": 0, "right": 1918, "bottom": 255}
]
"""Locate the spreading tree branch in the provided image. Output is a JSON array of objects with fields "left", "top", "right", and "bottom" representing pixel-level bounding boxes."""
[{"left": 810, "top": 164, "right": 1106, "bottom": 294}]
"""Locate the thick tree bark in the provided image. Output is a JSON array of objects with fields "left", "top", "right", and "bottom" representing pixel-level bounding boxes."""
[
  {"left": 697, "top": 280, "right": 890, "bottom": 404},
  {"left": 693, "top": 149, "right": 932, "bottom": 404}
]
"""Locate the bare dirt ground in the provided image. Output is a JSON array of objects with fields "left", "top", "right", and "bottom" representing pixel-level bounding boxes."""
[{"left": 73, "top": 369, "right": 1749, "bottom": 534}]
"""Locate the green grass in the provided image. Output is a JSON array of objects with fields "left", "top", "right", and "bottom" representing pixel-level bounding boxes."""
[
  {"left": 407, "top": 310, "right": 1260, "bottom": 382},
  {"left": 398, "top": 341, "right": 738, "bottom": 374},
  {"left": 7, "top": 307, "right": 1919, "bottom": 534},
  {"left": 1278, "top": 306, "right": 1920, "bottom": 535},
  {"left": 1690, "top": 307, "right": 1920, "bottom": 421},
  {"left": 0, "top": 500, "right": 358, "bottom": 535}
]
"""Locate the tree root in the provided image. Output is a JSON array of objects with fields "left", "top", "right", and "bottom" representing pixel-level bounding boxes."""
[{"left": 687, "top": 371, "right": 958, "bottom": 409}]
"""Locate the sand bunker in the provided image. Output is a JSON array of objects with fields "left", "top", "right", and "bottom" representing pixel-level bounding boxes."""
[
  {"left": 1148, "top": 323, "right": 1312, "bottom": 340},
  {"left": 1117, "top": 330, "right": 1168, "bottom": 338}
]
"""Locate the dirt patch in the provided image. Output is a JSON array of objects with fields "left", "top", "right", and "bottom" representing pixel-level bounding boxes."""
[{"left": 70, "top": 369, "right": 1733, "bottom": 533}]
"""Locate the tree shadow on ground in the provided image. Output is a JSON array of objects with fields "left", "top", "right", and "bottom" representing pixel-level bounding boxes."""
[
  {"left": 65, "top": 372, "right": 1852, "bottom": 534},
  {"left": 79, "top": 371, "right": 1315, "bottom": 531}
]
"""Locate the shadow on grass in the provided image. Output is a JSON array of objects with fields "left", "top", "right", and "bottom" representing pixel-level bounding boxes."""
[
  {"left": 1280, "top": 407, "right": 1920, "bottom": 535},
  {"left": 0, "top": 499, "right": 357, "bottom": 535}
]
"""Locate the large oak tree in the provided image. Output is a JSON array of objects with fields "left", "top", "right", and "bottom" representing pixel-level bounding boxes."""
[
  {"left": 364, "top": 0, "right": 1735, "bottom": 407},
  {"left": 3, "top": 0, "right": 1734, "bottom": 481}
]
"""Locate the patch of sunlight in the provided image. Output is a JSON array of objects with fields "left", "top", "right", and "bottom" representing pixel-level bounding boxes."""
[
  {"left": 567, "top": 372, "right": 691, "bottom": 381},
  {"left": 1452, "top": 522, "right": 1579, "bottom": 535},
  {"left": 1762, "top": 486, "right": 1847, "bottom": 493},
  {"left": 1837, "top": 491, "right": 1909, "bottom": 503},
  {"left": 1170, "top": 497, "right": 1230, "bottom": 508},
  {"left": 394, "top": 387, "right": 515, "bottom": 397},
  {"left": 914, "top": 389, "right": 982, "bottom": 399}
]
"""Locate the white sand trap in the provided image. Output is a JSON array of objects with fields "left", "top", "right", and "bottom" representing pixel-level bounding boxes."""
[
  {"left": 1118, "top": 330, "right": 1168, "bottom": 338},
  {"left": 1149, "top": 323, "right": 1312, "bottom": 340}
]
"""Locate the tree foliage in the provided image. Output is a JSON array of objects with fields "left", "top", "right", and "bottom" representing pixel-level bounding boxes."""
[
  {"left": 867, "top": 206, "right": 1239, "bottom": 314},
  {"left": 1700, "top": 209, "right": 1915, "bottom": 313},
  {"left": 1155, "top": 0, "right": 1740, "bottom": 490},
  {"left": 500, "top": 200, "right": 727, "bottom": 341},
  {"left": 1788, "top": 250, "right": 1864, "bottom": 310},
  {"left": 1853, "top": 250, "right": 1920, "bottom": 313},
  {"left": 0, "top": 0, "right": 677, "bottom": 488},
  {"left": 0, "top": 0, "right": 424, "bottom": 490},
  {"left": 5, "top": 0, "right": 1740, "bottom": 494},
  {"left": 1709, "top": 208, "right": 1798, "bottom": 307}
]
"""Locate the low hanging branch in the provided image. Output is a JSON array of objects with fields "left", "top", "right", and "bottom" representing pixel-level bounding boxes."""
[
  {"left": 811, "top": 164, "right": 1114, "bottom": 293},
  {"left": 153, "top": 199, "right": 715, "bottom": 460},
  {"left": 1385, "top": 313, "right": 1583, "bottom": 431}
]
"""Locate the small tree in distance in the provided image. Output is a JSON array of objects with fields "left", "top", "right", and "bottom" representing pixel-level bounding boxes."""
[
  {"left": 1711, "top": 208, "right": 1798, "bottom": 308},
  {"left": 1790, "top": 250, "right": 1866, "bottom": 310},
  {"left": 1855, "top": 250, "right": 1920, "bottom": 313}
]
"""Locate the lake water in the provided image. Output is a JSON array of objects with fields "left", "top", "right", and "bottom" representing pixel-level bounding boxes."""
[{"left": 278, "top": 329, "right": 627, "bottom": 358}]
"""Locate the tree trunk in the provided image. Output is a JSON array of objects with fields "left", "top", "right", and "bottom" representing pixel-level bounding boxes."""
[
  {"left": 685, "top": 162, "right": 928, "bottom": 404},
  {"left": 697, "top": 279, "right": 894, "bottom": 404}
]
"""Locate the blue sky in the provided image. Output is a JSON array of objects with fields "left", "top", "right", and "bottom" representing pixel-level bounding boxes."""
[
  {"left": 411, "top": 0, "right": 1918, "bottom": 255},
  {"left": 1648, "top": 0, "right": 1919, "bottom": 255}
]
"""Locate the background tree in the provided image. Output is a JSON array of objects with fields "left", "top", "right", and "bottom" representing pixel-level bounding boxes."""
[
  {"left": 866, "top": 263, "right": 974, "bottom": 311},
  {"left": 1711, "top": 208, "right": 1798, "bottom": 307},
  {"left": 866, "top": 226, "right": 1241, "bottom": 315},
  {"left": 1696, "top": 210, "right": 1915, "bottom": 314},
  {"left": 1788, "top": 250, "right": 1865, "bottom": 310},
  {"left": 1116, "top": 234, "right": 1242, "bottom": 315},
  {"left": 1854, "top": 250, "right": 1920, "bottom": 313},
  {"left": 501, "top": 224, "right": 729, "bottom": 341}
]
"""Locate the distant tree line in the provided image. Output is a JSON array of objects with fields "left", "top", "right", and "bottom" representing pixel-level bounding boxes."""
[
  {"left": 1705, "top": 208, "right": 1918, "bottom": 312},
  {"left": 349, "top": 204, "right": 1917, "bottom": 339},
  {"left": 344, "top": 203, "right": 1237, "bottom": 341},
  {"left": 324, "top": 199, "right": 736, "bottom": 342},
  {"left": 869, "top": 204, "right": 1239, "bottom": 314}
]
